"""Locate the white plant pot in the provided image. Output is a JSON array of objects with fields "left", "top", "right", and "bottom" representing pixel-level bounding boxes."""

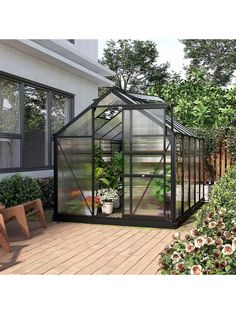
[{"left": 102, "top": 202, "right": 113, "bottom": 214}]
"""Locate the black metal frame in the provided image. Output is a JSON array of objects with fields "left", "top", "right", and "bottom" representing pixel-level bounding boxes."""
[
  {"left": 53, "top": 87, "right": 205, "bottom": 229},
  {"left": 0, "top": 72, "right": 74, "bottom": 173}
]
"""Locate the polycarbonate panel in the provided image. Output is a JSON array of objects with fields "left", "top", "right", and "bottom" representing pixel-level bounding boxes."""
[
  {"left": 132, "top": 110, "right": 164, "bottom": 135},
  {"left": 190, "top": 138, "right": 195, "bottom": 207},
  {"left": 196, "top": 139, "right": 200, "bottom": 202},
  {"left": 176, "top": 135, "right": 183, "bottom": 218},
  {"left": 132, "top": 177, "right": 165, "bottom": 217},
  {"left": 124, "top": 155, "right": 164, "bottom": 175},
  {"left": 125, "top": 137, "right": 164, "bottom": 152},
  {"left": 183, "top": 136, "right": 189, "bottom": 211},
  {"left": 61, "top": 109, "right": 92, "bottom": 136},
  {"left": 57, "top": 138, "right": 92, "bottom": 216},
  {"left": 124, "top": 177, "right": 131, "bottom": 214},
  {"left": 97, "top": 92, "right": 126, "bottom": 107},
  {"left": 95, "top": 112, "right": 122, "bottom": 138}
]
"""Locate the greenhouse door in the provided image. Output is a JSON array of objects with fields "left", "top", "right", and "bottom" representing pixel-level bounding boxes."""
[{"left": 123, "top": 107, "right": 170, "bottom": 220}]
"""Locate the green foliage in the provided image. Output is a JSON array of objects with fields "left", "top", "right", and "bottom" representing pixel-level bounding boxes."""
[
  {"left": 158, "top": 166, "right": 236, "bottom": 275},
  {"left": 100, "top": 39, "right": 169, "bottom": 93},
  {"left": 35, "top": 177, "right": 54, "bottom": 209},
  {"left": 150, "top": 67, "right": 236, "bottom": 130},
  {"left": 152, "top": 165, "right": 171, "bottom": 203},
  {"left": 0, "top": 174, "right": 42, "bottom": 208},
  {"left": 94, "top": 146, "right": 122, "bottom": 190},
  {"left": 180, "top": 39, "right": 236, "bottom": 86}
]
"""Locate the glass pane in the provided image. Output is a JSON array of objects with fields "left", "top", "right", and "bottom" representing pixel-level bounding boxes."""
[
  {"left": 183, "top": 137, "right": 189, "bottom": 211},
  {"left": 97, "top": 92, "right": 126, "bottom": 107},
  {"left": 176, "top": 135, "right": 183, "bottom": 218},
  {"left": 23, "top": 86, "right": 47, "bottom": 168},
  {"left": 0, "top": 78, "right": 20, "bottom": 133},
  {"left": 51, "top": 93, "right": 71, "bottom": 134},
  {"left": 132, "top": 109, "right": 164, "bottom": 135},
  {"left": 62, "top": 109, "right": 92, "bottom": 136},
  {"left": 0, "top": 138, "right": 20, "bottom": 168},
  {"left": 57, "top": 138, "right": 92, "bottom": 216},
  {"left": 95, "top": 112, "right": 122, "bottom": 138}
]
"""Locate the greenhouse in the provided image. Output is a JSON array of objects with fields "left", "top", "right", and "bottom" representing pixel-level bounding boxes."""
[{"left": 54, "top": 87, "right": 205, "bottom": 228}]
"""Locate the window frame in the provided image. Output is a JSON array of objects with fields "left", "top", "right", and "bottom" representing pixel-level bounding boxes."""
[{"left": 0, "top": 72, "right": 75, "bottom": 172}]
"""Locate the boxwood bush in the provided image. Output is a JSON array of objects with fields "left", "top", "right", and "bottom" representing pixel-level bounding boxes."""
[
  {"left": 0, "top": 174, "right": 42, "bottom": 208},
  {"left": 158, "top": 166, "right": 236, "bottom": 275},
  {"left": 35, "top": 177, "right": 54, "bottom": 209}
]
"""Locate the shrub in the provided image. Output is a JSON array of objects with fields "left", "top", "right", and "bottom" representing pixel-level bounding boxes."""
[
  {"left": 158, "top": 166, "right": 236, "bottom": 275},
  {"left": 35, "top": 177, "right": 54, "bottom": 209},
  {"left": 0, "top": 174, "right": 42, "bottom": 208}
]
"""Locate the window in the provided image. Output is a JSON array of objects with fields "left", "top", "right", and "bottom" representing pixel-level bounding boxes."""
[{"left": 0, "top": 75, "right": 74, "bottom": 171}]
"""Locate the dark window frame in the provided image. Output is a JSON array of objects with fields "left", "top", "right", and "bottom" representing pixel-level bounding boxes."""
[{"left": 0, "top": 72, "right": 75, "bottom": 172}]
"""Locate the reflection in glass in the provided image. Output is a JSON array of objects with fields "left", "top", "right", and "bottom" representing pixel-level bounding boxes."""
[
  {"left": 0, "top": 138, "right": 20, "bottom": 168},
  {"left": 23, "top": 86, "right": 47, "bottom": 168},
  {"left": 0, "top": 78, "right": 20, "bottom": 134}
]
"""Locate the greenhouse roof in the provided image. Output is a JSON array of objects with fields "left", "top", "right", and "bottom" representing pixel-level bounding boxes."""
[{"left": 55, "top": 87, "right": 201, "bottom": 139}]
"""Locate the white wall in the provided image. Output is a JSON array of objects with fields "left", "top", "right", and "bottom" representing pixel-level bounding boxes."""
[
  {"left": 0, "top": 43, "right": 98, "bottom": 114},
  {"left": 74, "top": 40, "right": 98, "bottom": 61}
]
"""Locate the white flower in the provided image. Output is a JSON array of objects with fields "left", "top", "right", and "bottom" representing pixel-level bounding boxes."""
[
  {"left": 194, "top": 236, "right": 206, "bottom": 248},
  {"left": 190, "top": 265, "right": 203, "bottom": 275},
  {"left": 219, "top": 223, "right": 226, "bottom": 230},
  {"left": 171, "top": 252, "right": 182, "bottom": 263},
  {"left": 175, "top": 262, "right": 185, "bottom": 272},
  {"left": 96, "top": 188, "right": 119, "bottom": 203},
  {"left": 222, "top": 244, "right": 234, "bottom": 256}
]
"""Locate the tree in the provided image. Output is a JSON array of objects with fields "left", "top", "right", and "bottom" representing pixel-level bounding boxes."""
[
  {"left": 180, "top": 39, "right": 236, "bottom": 86},
  {"left": 149, "top": 67, "right": 236, "bottom": 129},
  {"left": 100, "top": 39, "right": 170, "bottom": 93}
]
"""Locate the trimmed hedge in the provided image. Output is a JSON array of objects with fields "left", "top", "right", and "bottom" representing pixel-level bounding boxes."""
[
  {"left": 158, "top": 166, "right": 236, "bottom": 275},
  {"left": 0, "top": 174, "right": 42, "bottom": 208},
  {"left": 35, "top": 177, "right": 54, "bottom": 209}
]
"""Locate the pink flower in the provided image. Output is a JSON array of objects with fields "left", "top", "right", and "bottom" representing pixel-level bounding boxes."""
[
  {"left": 190, "top": 229, "right": 200, "bottom": 237},
  {"left": 175, "top": 262, "right": 185, "bottom": 272},
  {"left": 194, "top": 236, "right": 206, "bottom": 248},
  {"left": 209, "top": 221, "right": 217, "bottom": 229},
  {"left": 190, "top": 265, "right": 203, "bottom": 275},
  {"left": 171, "top": 252, "right": 182, "bottom": 263},
  {"left": 206, "top": 237, "right": 215, "bottom": 245},
  {"left": 222, "top": 244, "right": 234, "bottom": 255},
  {"left": 219, "top": 223, "right": 226, "bottom": 230},
  {"left": 185, "top": 243, "right": 195, "bottom": 253},
  {"left": 223, "top": 231, "right": 232, "bottom": 240},
  {"left": 215, "top": 237, "right": 223, "bottom": 246}
]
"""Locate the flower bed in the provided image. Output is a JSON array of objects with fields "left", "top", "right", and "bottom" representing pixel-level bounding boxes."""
[{"left": 158, "top": 166, "right": 236, "bottom": 275}]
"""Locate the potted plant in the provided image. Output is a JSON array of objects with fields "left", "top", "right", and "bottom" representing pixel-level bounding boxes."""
[{"left": 96, "top": 188, "right": 119, "bottom": 214}]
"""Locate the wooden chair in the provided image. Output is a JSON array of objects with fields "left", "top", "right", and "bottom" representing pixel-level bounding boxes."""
[
  {"left": 0, "top": 206, "right": 11, "bottom": 253},
  {"left": 0, "top": 199, "right": 47, "bottom": 243}
]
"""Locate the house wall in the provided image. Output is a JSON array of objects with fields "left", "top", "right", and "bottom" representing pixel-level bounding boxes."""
[{"left": 0, "top": 42, "right": 98, "bottom": 114}]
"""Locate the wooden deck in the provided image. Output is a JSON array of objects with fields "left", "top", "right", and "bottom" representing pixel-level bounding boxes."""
[{"left": 0, "top": 220, "right": 191, "bottom": 275}]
